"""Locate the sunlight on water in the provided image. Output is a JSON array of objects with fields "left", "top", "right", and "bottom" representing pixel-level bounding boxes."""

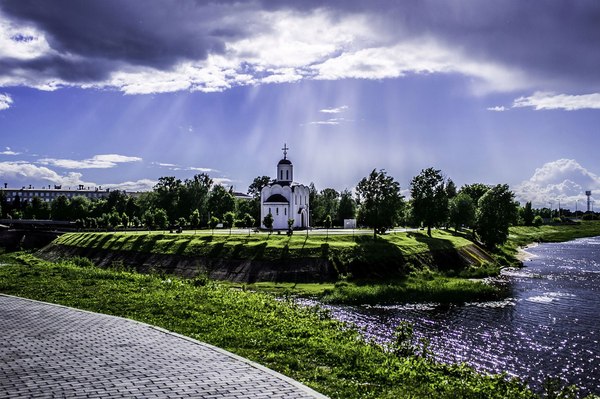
[{"left": 308, "top": 236, "right": 600, "bottom": 395}]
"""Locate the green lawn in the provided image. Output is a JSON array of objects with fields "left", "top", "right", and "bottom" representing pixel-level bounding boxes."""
[{"left": 0, "top": 252, "right": 541, "bottom": 399}]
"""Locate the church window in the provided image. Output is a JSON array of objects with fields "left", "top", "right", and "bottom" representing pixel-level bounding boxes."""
[
  {"left": 280, "top": 171, "right": 283, "bottom": 180},
  {"left": 284, "top": 208, "right": 287, "bottom": 215},
  {"left": 269, "top": 207, "right": 271, "bottom": 215},
  {"left": 286, "top": 170, "right": 289, "bottom": 180},
  {"left": 276, "top": 208, "right": 279, "bottom": 215}
]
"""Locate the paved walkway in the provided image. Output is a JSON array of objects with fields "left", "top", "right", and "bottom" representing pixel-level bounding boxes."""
[{"left": 0, "top": 295, "right": 327, "bottom": 398}]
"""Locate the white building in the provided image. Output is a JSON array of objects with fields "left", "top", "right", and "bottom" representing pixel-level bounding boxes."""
[{"left": 260, "top": 145, "right": 310, "bottom": 230}]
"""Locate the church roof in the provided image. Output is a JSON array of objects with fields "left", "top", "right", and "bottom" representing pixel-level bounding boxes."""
[
  {"left": 264, "top": 193, "right": 289, "bottom": 203},
  {"left": 277, "top": 158, "right": 292, "bottom": 165}
]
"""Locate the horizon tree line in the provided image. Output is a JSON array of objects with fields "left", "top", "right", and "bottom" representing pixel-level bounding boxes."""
[{"left": 1, "top": 169, "right": 597, "bottom": 248}]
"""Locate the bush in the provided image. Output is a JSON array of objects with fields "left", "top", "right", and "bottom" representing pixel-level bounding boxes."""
[{"left": 533, "top": 215, "right": 544, "bottom": 226}]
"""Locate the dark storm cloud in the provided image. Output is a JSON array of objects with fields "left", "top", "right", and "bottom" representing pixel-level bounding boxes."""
[
  {"left": 1, "top": 0, "right": 234, "bottom": 67},
  {"left": 1, "top": 0, "right": 599, "bottom": 92}
]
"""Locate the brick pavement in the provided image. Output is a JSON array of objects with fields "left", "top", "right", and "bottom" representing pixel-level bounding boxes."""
[{"left": 0, "top": 294, "right": 328, "bottom": 398}]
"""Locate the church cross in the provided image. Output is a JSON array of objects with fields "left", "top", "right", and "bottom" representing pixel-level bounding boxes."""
[{"left": 282, "top": 143, "right": 289, "bottom": 159}]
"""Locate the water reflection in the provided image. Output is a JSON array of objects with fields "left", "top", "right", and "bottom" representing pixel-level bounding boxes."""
[{"left": 305, "top": 237, "right": 600, "bottom": 395}]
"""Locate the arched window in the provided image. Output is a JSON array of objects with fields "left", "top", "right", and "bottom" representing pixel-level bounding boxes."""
[
  {"left": 276, "top": 208, "right": 279, "bottom": 215},
  {"left": 286, "top": 170, "right": 289, "bottom": 180},
  {"left": 284, "top": 208, "right": 287, "bottom": 216},
  {"left": 280, "top": 171, "right": 283, "bottom": 180}
]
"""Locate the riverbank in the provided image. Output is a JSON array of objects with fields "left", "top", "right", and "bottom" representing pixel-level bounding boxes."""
[{"left": 0, "top": 251, "right": 541, "bottom": 399}]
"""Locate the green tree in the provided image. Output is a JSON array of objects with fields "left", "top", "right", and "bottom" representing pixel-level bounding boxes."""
[
  {"left": 50, "top": 195, "right": 70, "bottom": 220},
  {"left": 476, "top": 184, "right": 517, "bottom": 248},
  {"left": 324, "top": 214, "right": 332, "bottom": 240},
  {"left": 460, "top": 183, "right": 490, "bottom": 207},
  {"left": 242, "top": 213, "right": 255, "bottom": 235},
  {"left": 69, "top": 196, "right": 91, "bottom": 221},
  {"left": 446, "top": 179, "right": 458, "bottom": 199},
  {"left": 523, "top": 201, "right": 534, "bottom": 226},
  {"left": 209, "top": 216, "right": 220, "bottom": 235},
  {"left": 356, "top": 169, "right": 404, "bottom": 239},
  {"left": 287, "top": 218, "right": 295, "bottom": 235},
  {"left": 337, "top": 189, "right": 356, "bottom": 224},
  {"left": 121, "top": 213, "right": 130, "bottom": 228},
  {"left": 154, "top": 177, "right": 183, "bottom": 222},
  {"left": 23, "top": 197, "right": 50, "bottom": 219},
  {"left": 180, "top": 174, "right": 213, "bottom": 225},
  {"left": 223, "top": 211, "right": 236, "bottom": 234},
  {"left": 319, "top": 188, "right": 339, "bottom": 226},
  {"left": 143, "top": 210, "right": 154, "bottom": 230},
  {"left": 154, "top": 208, "right": 168, "bottom": 230},
  {"left": 263, "top": 213, "right": 274, "bottom": 234},
  {"left": 208, "top": 185, "right": 235, "bottom": 220},
  {"left": 448, "top": 192, "right": 475, "bottom": 232},
  {"left": 410, "top": 168, "right": 449, "bottom": 237},
  {"left": 108, "top": 212, "right": 121, "bottom": 229},
  {"left": 190, "top": 209, "right": 201, "bottom": 234}
]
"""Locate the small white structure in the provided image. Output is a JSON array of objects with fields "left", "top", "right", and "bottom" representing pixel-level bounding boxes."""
[
  {"left": 260, "top": 144, "right": 310, "bottom": 230},
  {"left": 344, "top": 219, "right": 357, "bottom": 229}
]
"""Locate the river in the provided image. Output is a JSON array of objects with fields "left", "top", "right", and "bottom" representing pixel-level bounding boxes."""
[{"left": 309, "top": 237, "right": 600, "bottom": 394}]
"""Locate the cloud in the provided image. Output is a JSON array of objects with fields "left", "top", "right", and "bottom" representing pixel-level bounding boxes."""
[
  {"left": 514, "top": 159, "right": 600, "bottom": 209},
  {"left": 0, "top": 92, "right": 12, "bottom": 110},
  {"left": 308, "top": 118, "right": 349, "bottom": 126},
  {"left": 104, "top": 179, "right": 157, "bottom": 192},
  {"left": 513, "top": 92, "right": 600, "bottom": 111},
  {"left": 152, "top": 162, "right": 216, "bottom": 173},
  {"left": 0, "top": 161, "right": 94, "bottom": 187},
  {"left": 487, "top": 106, "right": 507, "bottom": 112},
  {"left": 38, "top": 154, "right": 142, "bottom": 169},
  {"left": 0, "top": 146, "right": 19, "bottom": 155},
  {"left": 320, "top": 105, "right": 348, "bottom": 114},
  {"left": 2, "top": 1, "right": 597, "bottom": 95}
]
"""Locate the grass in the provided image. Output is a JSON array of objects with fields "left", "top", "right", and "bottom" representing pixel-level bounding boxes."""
[{"left": 0, "top": 251, "right": 542, "bottom": 399}]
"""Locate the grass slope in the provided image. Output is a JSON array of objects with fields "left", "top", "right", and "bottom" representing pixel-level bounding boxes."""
[{"left": 0, "top": 252, "right": 539, "bottom": 399}]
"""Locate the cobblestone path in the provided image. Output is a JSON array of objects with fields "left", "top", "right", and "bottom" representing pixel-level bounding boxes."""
[{"left": 0, "top": 295, "right": 327, "bottom": 398}]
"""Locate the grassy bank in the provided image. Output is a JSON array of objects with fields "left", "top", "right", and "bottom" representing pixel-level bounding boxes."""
[
  {"left": 499, "top": 221, "right": 600, "bottom": 262},
  {"left": 0, "top": 252, "right": 542, "bottom": 399}
]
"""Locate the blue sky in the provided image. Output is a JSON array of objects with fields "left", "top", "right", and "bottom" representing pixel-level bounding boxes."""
[{"left": 1, "top": 0, "right": 600, "bottom": 209}]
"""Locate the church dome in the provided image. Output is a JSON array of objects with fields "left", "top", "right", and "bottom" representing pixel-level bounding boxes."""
[{"left": 278, "top": 158, "right": 292, "bottom": 165}]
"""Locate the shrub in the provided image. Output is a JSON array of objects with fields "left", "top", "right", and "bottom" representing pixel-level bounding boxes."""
[{"left": 533, "top": 215, "right": 544, "bottom": 226}]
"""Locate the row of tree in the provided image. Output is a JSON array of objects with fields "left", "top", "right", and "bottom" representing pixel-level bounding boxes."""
[{"left": 1, "top": 168, "right": 585, "bottom": 248}]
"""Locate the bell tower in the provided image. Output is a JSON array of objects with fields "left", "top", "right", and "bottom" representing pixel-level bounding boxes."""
[{"left": 276, "top": 143, "right": 293, "bottom": 183}]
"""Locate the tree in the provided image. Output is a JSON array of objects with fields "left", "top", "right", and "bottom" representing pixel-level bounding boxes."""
[
  {"left": 108, "top": 212, "right": 121, "bottom": 229},
  {"left": 263, "top": 213, "right": 274, "bottom": 234},
  {"left": 50, "top": 195, "right": 70, "bottom": 220},
  {"left": 410, "top": 168, "right": 449, "bottom": 237},
  {"left": 154, "top": 208, "right": 168, "bottom": 230},
  {"left": 154, "top": 177, "right": 183, "bottom": 222},
  {"left": 337, "top": 189, "right": 356, "bottom": 224},
  {"left": 190, "top": 209, "right": 201, "bottom": 234},
  {"left": 208, "top": 185, "right": 235, "bottom": 220},
  {"left": 248, "top": 176, "right": 271, "bottom": 199},
  {"left": 319, "top": 188, "right": 339, "bottom": 226},
  {"left": 446, "top": 179, "right": 458, "bottom": 199},
  {"left": 448, "top": 192, "right": 475, "bottom": 232},
  {"left": 209, "top": 216, "right": 220, "bottom": 235},
  {"left": 356, "top": 169, "right": 404, "bottom": 239},
  {"left": 460, "top": 183, "right": 490, "bottom": 207},
  {"left": 287, "top": 218, "right": 295, "bottom": 235},
  {"left": 324, "top": 214, "right": 332, "bottom": 240},
  {"left": 223, "top": 211, "right": 236, "bottom": 234},
  {"left": 476, "top": 184, "right": 518, "bottom": 248},
  {"left": 180, "top": 173, "right": 212, "bottom": 225},
  {"left": 242, "top": 213, "right": 255, "bottom": 235},
  {"left": 523, "top": 201, "right": 534, "bottom": 226},
  {"left": 143, "top": 210, "right": 155, "bottom": 230},
  {"left": 69, "top": 196, "right": 91, "bottom": 221},
  {"left": 121, "top": 213, "right": 130, "bottom": 228}
]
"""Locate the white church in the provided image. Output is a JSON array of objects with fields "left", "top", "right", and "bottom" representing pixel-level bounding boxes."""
[{"left": 260, "top": 145, "right": 310, "bottom": 230}]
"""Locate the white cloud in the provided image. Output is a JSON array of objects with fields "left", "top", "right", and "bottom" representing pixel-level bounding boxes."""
[
  {"left": 0, "top": 146, "right": 19, "bottom": 155},
  {"left": 38, "top": 154, "right": 142, "bottom": 169},
  {"left": 0, "top": 11, "right": 52, "bottom": 61},
  {"left": 0, "top": 93, "right": 12, "bottom": 110},
  {"left": 104, "top": 179, "right": 157, "bottom": 192},
  {"left": 514, "top": 159, "right": 600, "bottom": 209},
  {"left": 0, "top": 161, "right": 94, "bottom": 187},
  {"left": 308, "top": 117, "right": 349, "bottom": 126},
  {"left": 487, "top": 106, "right": 507, "bottom": 112},
  {"left": 320, "top": 105, "right": 348, "bottom": 114},
  {"left": 513, "top": 92, "right": 600, "bottom": 111}
]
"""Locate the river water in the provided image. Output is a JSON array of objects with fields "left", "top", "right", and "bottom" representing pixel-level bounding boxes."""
[{"left": 310, "top": 237, "right": 600, "bottom": 394}]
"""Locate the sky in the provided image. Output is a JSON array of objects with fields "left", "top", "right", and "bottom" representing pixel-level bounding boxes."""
[{"left": 1, "top": 0, "right": 600, "bottom": 210}]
